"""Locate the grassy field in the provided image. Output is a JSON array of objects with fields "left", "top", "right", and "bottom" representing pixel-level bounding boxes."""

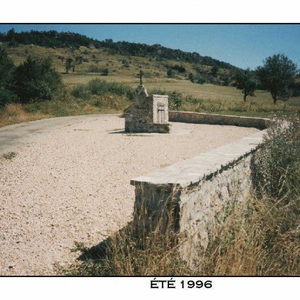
[
  {"left": 63, "top": 73, "right": 273, "bottom": 102},
  {"left": 63, "top": 74, "right": 300, "bottom": 118}
]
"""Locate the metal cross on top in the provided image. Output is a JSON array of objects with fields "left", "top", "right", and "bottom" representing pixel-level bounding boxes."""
[{"left": 139, "top": 70, "right": 144, "bottom": 86}]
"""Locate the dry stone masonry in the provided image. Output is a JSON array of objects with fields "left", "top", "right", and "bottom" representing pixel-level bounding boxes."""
[{"left": 125, "top": 74, "right": 170, "bottom": 133}]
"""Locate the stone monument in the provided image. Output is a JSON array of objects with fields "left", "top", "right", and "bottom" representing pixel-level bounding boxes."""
[{"left": 125, "top": 71, "right": 170, "bottom": 133}]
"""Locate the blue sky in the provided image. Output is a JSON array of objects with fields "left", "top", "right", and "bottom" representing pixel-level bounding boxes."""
[{"left": 1, "top": 24, "right": 299, "bottom": 69}]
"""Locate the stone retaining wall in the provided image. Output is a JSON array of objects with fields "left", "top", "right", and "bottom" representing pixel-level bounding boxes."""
[
  {"left": 130, "top": 112, "right": 270, "bottom": 265},
  {"left": 169, "top": 111, "right": 270, "bottom": 129}
]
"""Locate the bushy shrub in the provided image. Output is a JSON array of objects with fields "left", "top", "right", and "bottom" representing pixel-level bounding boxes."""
[
  {"left": 167, "top": 68, "right": 175, "bottom": 78},
  {"left": 71, "top": 79, "right": 134, "bottom": 112},
  {"left": 101, "top": 68, "right": 109, "bottom": 76},
  {"left": 86, "top": 79, "right": 133, "bottom": 97},
  {"left": 0, "top": 86, "right": 18, "bottom": 108},
  {"left": 88, "top": 65, "right": 102, "bottom": 73},
  {"left": 169, "top": 91, "right": 183, "bottom": 109},
  {"left": 171, "top": 64, "right": 186, "bottom": 73},
  {"left": 188, "top": 73, "right": 195, "bottom": 83},
  {"left": 196, "top": 77, "right": 206, "bottom": 84},
  {"left": 252, "top": 115, "right": 300, "bottom": 199},
  {"left": 13, "top": 56, "right": 62, "bottom": 104},
  {"left": 71, "top": 84, "right": 91, "bottom": 100},
  {"left": 211, "top": 66, "right": 219, "bottom": 77}
]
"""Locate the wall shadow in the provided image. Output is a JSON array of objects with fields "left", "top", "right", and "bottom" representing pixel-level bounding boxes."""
[{"left": 76, "top": 222, "right": 133, "bottom": 262}]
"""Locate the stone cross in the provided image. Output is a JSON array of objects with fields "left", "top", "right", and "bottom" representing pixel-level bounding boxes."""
[{"left": 139, "top": 70, "right": 143, "bottom": 86}]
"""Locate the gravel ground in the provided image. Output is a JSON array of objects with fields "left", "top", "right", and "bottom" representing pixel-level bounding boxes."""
[{"left": 0, "top": 115, "right": 259, "bottom": 275}]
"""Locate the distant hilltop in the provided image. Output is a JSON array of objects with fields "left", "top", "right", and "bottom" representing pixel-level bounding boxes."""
[{"left": 0, "top": 29, "right": 238, "bottom": 71}]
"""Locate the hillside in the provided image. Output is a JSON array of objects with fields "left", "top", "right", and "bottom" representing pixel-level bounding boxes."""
[
  {"left": 0, "top": 29, "right": 237, "bottom": 69},
  {"left": 1, "top": 30, "right": 236, "bottom": 85}
]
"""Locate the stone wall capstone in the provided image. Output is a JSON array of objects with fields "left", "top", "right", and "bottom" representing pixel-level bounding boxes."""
[{"left": 169, "top": 111, "right": 270, "bottom": 130}]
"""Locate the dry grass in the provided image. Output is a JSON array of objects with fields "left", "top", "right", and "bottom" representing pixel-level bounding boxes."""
[
  {"left": 200, "top": 195, "right": 300, "bottom": 276},
  {"left": 63, "top": 193, "right": 300, "bottom": 276},
  {"left": 62, "top": 192, "right": 194, "bottom": 276},
  {"left": 0, "top": 104, "right": 50, "bottom": 128},
  {"left": 0, "top": 90, "right": 131, "bottom": 129},
  {"left": 63, "top": 194, "right": 300, "bottom": 276},
  {"left": 62, "top": 189, "right": 300, "bottom": 276}
]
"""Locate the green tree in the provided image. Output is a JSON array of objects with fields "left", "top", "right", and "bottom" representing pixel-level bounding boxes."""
[
  {"left": 196, "top": 76, "right": 206, "bottom": 84},
  {"left": 6, "top": 28, "right": 18, "bottom": 47},
  {"left": 0, "top": 47, "right": 14, "bottom": 87},
  {"left": 167, "top": 68, "right": 175, "bottom": 78},
  {"left": 65, "top": 58, "right": 74, "bottom": 74},
  {"left": 6, "top": 28, "right": 16, "bottom": 40},
  {"left": 103, "top": 68, "right": 109, "bottom": 76},
  {"left": 256, "top": 54, "right": 298, "bottom": 104},
  {"left": 13, "top": 56, "right": 62, "bottom": 103},
  {"left": 188, "top": 73, "right": 195, "bottom": 83},
  {"left": 0, "top": 47, "right": 18, "bottom": 107},
  {"left": 234, "top": 68, "right": 258, "bottom": 102},
  {"left": 211, "top": 66, "right": 219, "bottom": 77},
  {"left": 169, "top": 91, "right": 183, "bottom": 109}
]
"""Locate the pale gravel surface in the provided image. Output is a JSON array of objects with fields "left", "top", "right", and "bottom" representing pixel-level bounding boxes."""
[{"left": 0, "top": 114, "right": 259, "bottom": 275}]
